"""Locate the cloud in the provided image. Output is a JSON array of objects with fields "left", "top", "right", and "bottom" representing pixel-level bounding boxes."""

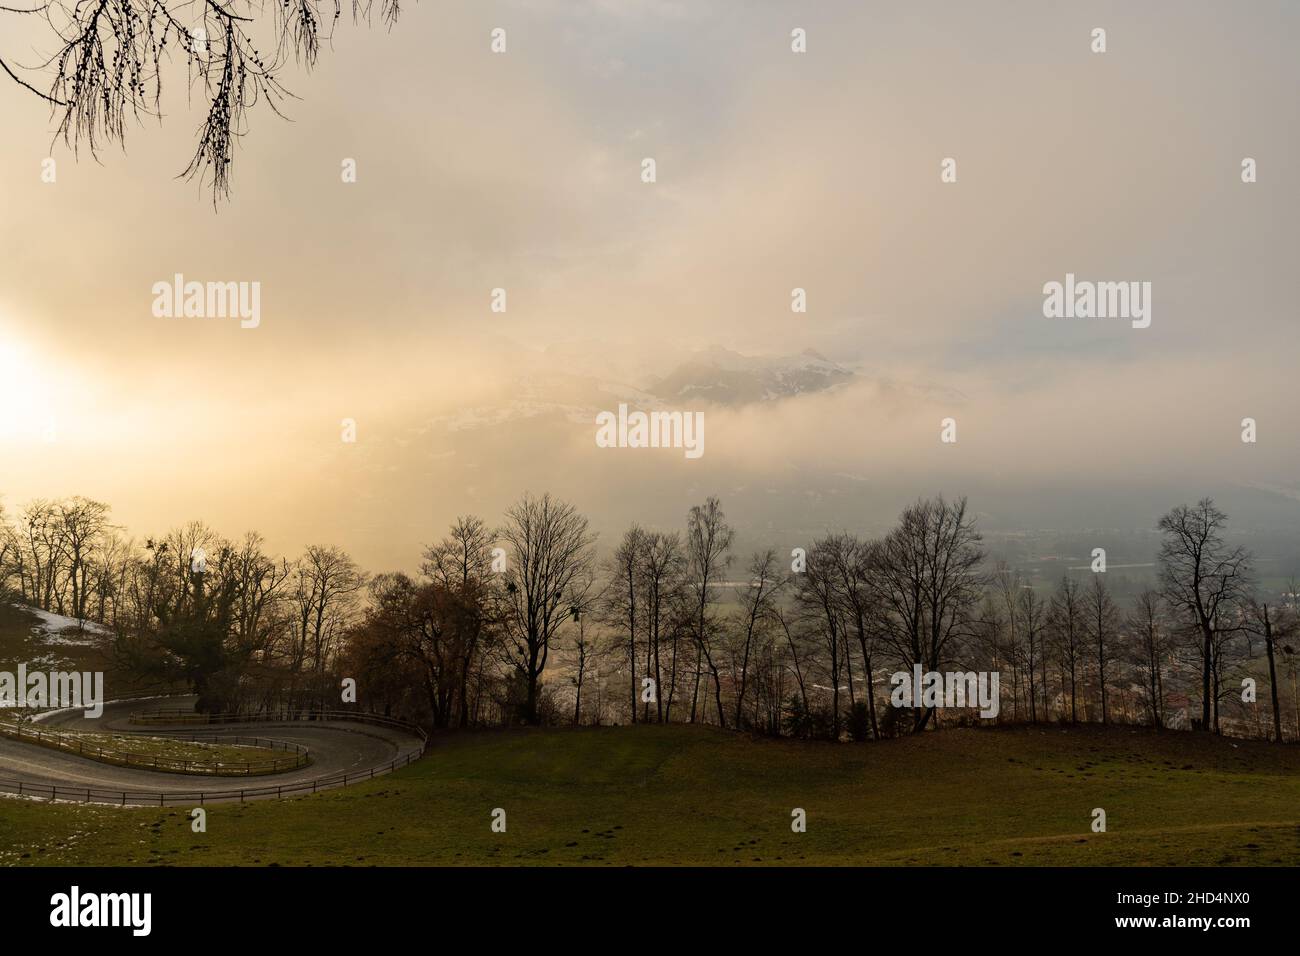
[{"left": 1, "top": 0, "right": 1298, "bottom": 566}]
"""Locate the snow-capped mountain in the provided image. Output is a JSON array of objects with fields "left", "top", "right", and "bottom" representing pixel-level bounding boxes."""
[
  {"left": 419, "top": 345, "right": 858, "bottom": 433},
  {"left": 645, "top": 347, "right": 854, "bottom": 405}
]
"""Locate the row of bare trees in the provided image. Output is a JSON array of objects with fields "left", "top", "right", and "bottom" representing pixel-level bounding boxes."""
[
  {"left": 515, "top": 493, "right": 1298, "bottom": 741},
  {"left": 3, "top": 492, "right": 1297, "bottom": 739},
  {"left": 0, "top": 497, "right": 111, "bottom": 621},
  {"left": 0, "top": 497, "right": 365, "bottom": 712},
  {"left": 342, "top": 498, "right": 598, "bottom": 729}
]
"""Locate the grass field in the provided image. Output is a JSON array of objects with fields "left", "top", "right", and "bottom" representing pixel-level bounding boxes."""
[{"left": 2, "top": 722, "right": 1298, "bottom": 866}]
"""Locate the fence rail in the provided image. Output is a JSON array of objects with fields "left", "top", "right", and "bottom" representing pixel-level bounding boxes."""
[
  {"left": 0, "top": 706, "right": 428, "bottom": 805},
  {"left": 0, "top": 721, "right": 311, "bottom": 775},
  {"left": 0, "top": 749, "right": 422, "bottom": 807},
  {"left": 128, "top": 707, "right": 429, "bottom": 746}
]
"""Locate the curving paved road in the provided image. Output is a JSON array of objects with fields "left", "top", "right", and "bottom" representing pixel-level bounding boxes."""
[{"left": 0, "top": 697, "right": 425, "bottom": 805}]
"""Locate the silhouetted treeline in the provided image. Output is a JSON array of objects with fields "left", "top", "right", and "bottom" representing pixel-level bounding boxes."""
[{"left": 1, "top": 492, "right": 1297, "bottom": 741}]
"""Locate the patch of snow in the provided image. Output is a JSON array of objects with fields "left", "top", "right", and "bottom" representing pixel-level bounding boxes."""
[{"left": 17, "top": 605, "right": 112, "bottom": 645}]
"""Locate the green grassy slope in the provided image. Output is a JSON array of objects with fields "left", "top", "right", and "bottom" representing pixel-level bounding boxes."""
[{"left": 2, "top": 723, "right": 1298, "bottom": 866}]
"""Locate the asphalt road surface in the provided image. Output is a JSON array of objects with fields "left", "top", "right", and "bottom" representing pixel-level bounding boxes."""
[{"left": 0, "top": 697, "right": 425, "bottom": 805}]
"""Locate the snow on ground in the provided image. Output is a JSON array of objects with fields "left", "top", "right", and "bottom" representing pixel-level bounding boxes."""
[{"left": 18, "top": 606, "right": 113, "bottom": 645}]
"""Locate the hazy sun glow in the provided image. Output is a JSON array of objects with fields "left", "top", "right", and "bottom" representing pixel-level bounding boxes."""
[{"left": 0, "top": 332, "right": 53, "bottom": 443}]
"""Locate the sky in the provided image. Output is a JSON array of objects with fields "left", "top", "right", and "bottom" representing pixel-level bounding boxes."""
[{"left": 1, "top": 0, "right": 1298, "bottom": 570}]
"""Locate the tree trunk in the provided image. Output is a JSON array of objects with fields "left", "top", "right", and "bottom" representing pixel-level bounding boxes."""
[
  {"left": 1263, "top": 606, "right": 1281, "bottom": 743},
  {"left": 1200, "top": 619, "right": 1213, "bottom": 730}
]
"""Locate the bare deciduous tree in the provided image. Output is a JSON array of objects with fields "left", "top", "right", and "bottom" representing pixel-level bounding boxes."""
[
  {"left": 1245, "top": 597, "right": 1295, "bottom": 743},
  {"left": 1018, "top": 581, "right": 1047, "bottom": 722},
  {"left": 733, "top": 548, "right": 784, "bottom": 730},
  {"left": 876, "top": 496, "right": 985, "bottom": 732},
  {"left": 1158, "top": 499, "right": 1252, "bottom": 731},
  {"left": 1086, "top": 574, "right": 1119, "bottom": 724},
  {"left": 499, "top": 492, "right": 595, "bottom": 726},
  {"left": 1049, "top": 574, "right": 1084, "bottom": 723},
  {"left": 604, "top": 525, "right": 646, "bottom": 723},
  {"left": 1127, "top": 589, "right": 1168, "bottom": 730},
  {"left": 561, "top": 565, "right": 605, "bottom": 726},
  {"left": 797, "top": 534, "right": 850, "bottom": 740},
  {"left": 685, "top": 497, "right": 733, "bottom": 728},
  {"left": 640, "top": 530, "right": 685, "bottom": 724}
]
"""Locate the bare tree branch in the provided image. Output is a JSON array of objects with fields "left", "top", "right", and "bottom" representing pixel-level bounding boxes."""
[{"left": 2, "top": 0, "right": 409, "bottom": 203}]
